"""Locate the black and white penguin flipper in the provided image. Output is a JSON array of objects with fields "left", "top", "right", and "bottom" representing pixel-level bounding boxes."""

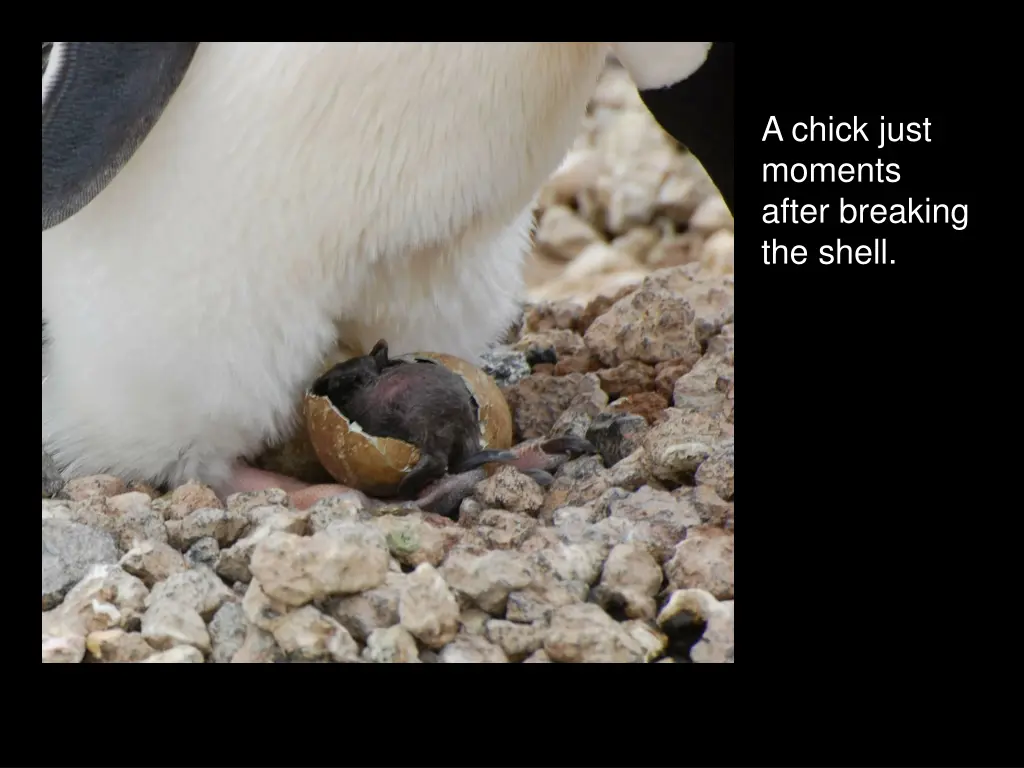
[
  {"left": 632, "top": 42, "right": 734, "bottom": 214},
  {"left": 42, "top": 42, "right": 199, "bottom": 230}
]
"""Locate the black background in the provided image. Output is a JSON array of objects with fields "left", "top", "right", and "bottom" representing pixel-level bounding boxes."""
[
  {"left": 31, "top": 41, "right": 1009, "bottom": 768},
  {"left": 644, "top": 39, "right": 1005, "bottom": 763}
]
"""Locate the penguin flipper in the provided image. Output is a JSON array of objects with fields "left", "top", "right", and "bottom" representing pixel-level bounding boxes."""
[
  {"left": 627, "top": 42, "right": 735, "bottom": 215},
  {"left": 42, "top": 42, "right": 200, "bottom": 230}
]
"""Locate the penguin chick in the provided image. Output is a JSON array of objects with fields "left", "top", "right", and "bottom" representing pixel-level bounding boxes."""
[{"left": 312, "top": 340, "right": 516, "bottom": 500}]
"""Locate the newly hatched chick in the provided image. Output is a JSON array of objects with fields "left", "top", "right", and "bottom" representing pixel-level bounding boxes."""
[{"left": 312, "top": 340, "right": 516, "bottom": 499}]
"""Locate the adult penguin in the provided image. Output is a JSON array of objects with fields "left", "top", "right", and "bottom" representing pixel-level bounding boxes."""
[{"left": 42, "top": 42, "right": 734, "bottom": 500}]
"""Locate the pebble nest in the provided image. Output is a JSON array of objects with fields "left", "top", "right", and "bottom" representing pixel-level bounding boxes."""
[{"left": 41, "top": 60, "right": 734, "bottom": 663}]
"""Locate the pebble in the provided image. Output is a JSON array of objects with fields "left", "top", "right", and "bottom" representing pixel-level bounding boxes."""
[
  {"left": 62, "top": 474, "right": 126, "bottom": 501},
  {"left": 609, "top": 391, "right": 670, "bottom": 425},
  {"left": 208, "top": 602, "right": 248, "bottom": 664},
  {"left": 479, "top": 345, "right": 531, "bottom": 387},
  {"left": 230, "top": 625, "right": 283, "bottom": 663},
  {"left": 544, "top": 603, "right": 645, "bottom": 663},
  {"left": 695, "top": 438, "right": 734, "bottom": 501},
  {"left": 140, "top": 646, "right": 205, "bottom": 663},
  {"left": 623, "top": 620, "right": 669, "bottom": 661},
  {"left": 306, "top": 492, "right": 368, "bottom": 532},
  {"left": 363, "top": 626, "right": 422, "bottom": 663},
  {"left": 374, "top": 513, "right": 452, "bottom": 568},
  {"left": 104, "top": 492, "right": 168, "bottom": 549},
  {"left": 272, "top": 605, "right": 360, "bottom": 662},
  {"left": 399, "top": 564, "right": 460, "bottom": 649},
  {"left": 42, "top": 635, "right": 86, "bottom": 663},
  {"left": 441, "top": 550, "right": 534, "bottom": 615},
  {"left": 44, "top": 564, "right": 149, "bottom": 641},
  {"left": 485, "top": 619, "right": 548, "bottom": 660},
  {"left": 156, "top": 481, "right": 223, "bottom": 521},
  {"left": 474, "top": 466, "right": 545, "bottom": 516},
  {"left": 692, "top": 600, "right": 734, "bottom": 663},
  {"left": 145, "top": 567, "right": 237, "bottom": 621},
  {"left": 141, "top": 600, "right": 211, "bottom": 655},
  {"left": 438, "top": 633, "right": 509, "bottom": 663},
  {"left": 473, "top": 509, "right": 537, "bottom": 550},
  {"left": 322, "top": 572, "right": 404, "bottom": 642},
  {"left": 586, "top": 412, "right": 649, "bottom": 467},
  {"left": 165, "top": 507, "right": 249, "bottom": 551},
  {"left": 522, "top": 649, "right": 552, "bottom": 663},
  {"left": 606, "top": 486, "right": 702, "bottom": 563},
  {"left": 248, "top": 530, "right": 389, "bottom": 606},
  {"left": 506, "top": 574, "right": 580, "bottom": 623},
  {"left": 119, "top": 540, "right": 188, "bottom": 588},
  {"left": 241, "top": 579, "right": 292, "bottom": 632},
  {"left": 85, "top": 629, "right": 155, "bottom": 662},
  {"left": 185, "top": 537, "right": 221, "bottom": 569},
  {"left": 215, "top": 508, "right": 310, "bottom": 584},
  {"left": 584, "top": 284, "right": 701, "bottom": 368},
  {"left": 42, "top": 519, "right": 120, "bottom": 610},
  {"left": 535, "top": 204, "right": 603, "bottom": 261},
  {"left": 504, "top": 372, "right": 600, "bottom": 441},
  {"left": 665, "top": 527, "right": 735, "bottom": 599},
  {"left": 458, "top": 608, "right": 491, "bottom": 636},
  {"left": 549, "top": 383, "right": 608, "bottom": 438},
  {"left": 658, "top": 588, "right": 734, "bottom": 663},
  {"left": 593, "top": 543, "right": 664, "bottom": 620}
]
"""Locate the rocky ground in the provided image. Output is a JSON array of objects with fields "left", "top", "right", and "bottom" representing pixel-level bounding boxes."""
[{"left": 41, "top": 61, "right": 734, "bottom": 663}]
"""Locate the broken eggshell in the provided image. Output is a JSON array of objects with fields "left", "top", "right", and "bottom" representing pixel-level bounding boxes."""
[{"left": 304, "top": 351, "right": 514, "bottom": 497}]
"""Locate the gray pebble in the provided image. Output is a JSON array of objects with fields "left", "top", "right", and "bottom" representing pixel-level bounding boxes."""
[
  {"left": 479, "top": 345, "right": 531, "bottom": 387},
  {"left": 42, "top": 519, "right": 120, "bottom": 610},
  {"left": 208, "top": 602, "right": 248, "bottom": 664},
  {"left": 586, "top": 412, "right": 649, "bottom": 467},
  {"left": 185, "top": 537, "right": 221, "bottom": 570}
]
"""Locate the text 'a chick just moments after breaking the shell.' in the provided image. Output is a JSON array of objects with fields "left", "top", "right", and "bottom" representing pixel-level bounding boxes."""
[{"left": 759, "top": 115, "right": 969, "bottom": 267}]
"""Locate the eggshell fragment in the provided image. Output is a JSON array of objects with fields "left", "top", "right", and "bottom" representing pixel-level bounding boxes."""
[
  {"left": 305, "top": 393, "right": 421, "bottom": 496},
  {"left": 304, "top": 351, "right": 513, "bottom": 496}
]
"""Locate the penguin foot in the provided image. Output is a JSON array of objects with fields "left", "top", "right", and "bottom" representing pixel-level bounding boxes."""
[
  {"left": 453, "top": 449, "right": 520, "bottom": 473},
  {"left": 414, "top": 469, "right": 488, "bottom": 518},
  {"left": 503, "top": 435, "right": 597, "bottom": 474},
  {"left": 226, "top": 464, "right": 351, "bottom": 511}
]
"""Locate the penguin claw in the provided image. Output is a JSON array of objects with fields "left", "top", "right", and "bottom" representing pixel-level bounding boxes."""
[
  {"left": 540, "top": 436, "right": 597, "bottom": 458},
  {"left": 522, "top": 469, "right": 555, "bottom": 487},
  {"left": 498, "top": 434, "right": 598, "bottom": 475},
  {"left": 455, "top": 449, "right": 519, "bottom": 473}
]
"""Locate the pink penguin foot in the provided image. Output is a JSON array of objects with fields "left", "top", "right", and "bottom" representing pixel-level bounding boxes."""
[{"left": 226, "top": 465, "right": 351, "bottom": 511}]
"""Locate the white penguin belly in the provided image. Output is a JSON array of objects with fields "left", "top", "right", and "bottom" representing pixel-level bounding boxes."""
[{"left": 41, "top": 42, "right": 608, "bottom": 490}]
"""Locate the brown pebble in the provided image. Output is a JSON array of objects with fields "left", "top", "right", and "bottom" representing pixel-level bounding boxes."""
[
  {"left": 597, "top": 360, "right": 655, "bottom": 399},
  {"left": 575, "top": 284, "right": 637, "bottom": 335},
  {"left": 522, "top": 301, "right": 582, "bottom": 333},
  {"left": 608, "top": 392, "right": 669, "bottom": 424},
  {"left": 553, "top": 353, "right": 600, "bottom": 376},
  {"left": 653, "top": 356, "right": 701, "bottom": 400}
]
